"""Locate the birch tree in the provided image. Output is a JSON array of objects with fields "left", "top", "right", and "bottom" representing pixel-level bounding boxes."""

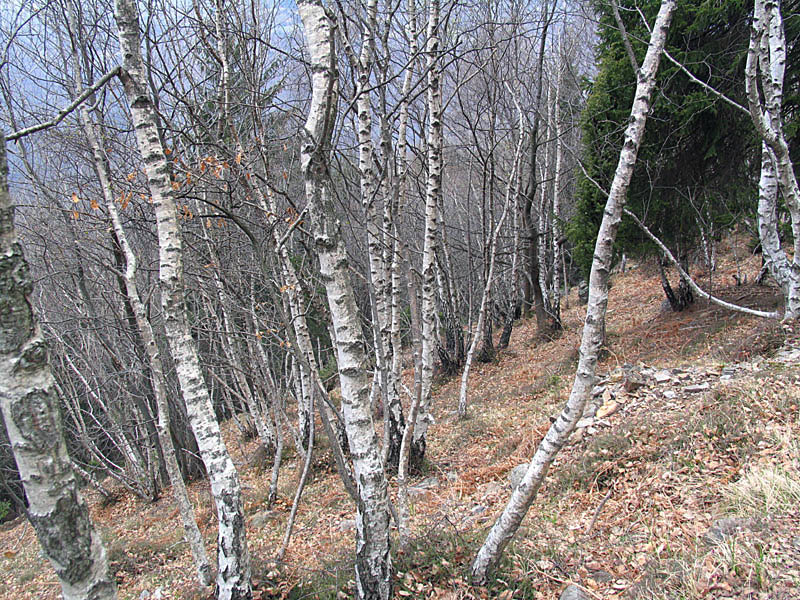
[
  {"left": 414, "top": 0, "right": 443, "bottom": 461},
  {"left": 56, "top": 4, "right": 214, "bottom": 582},
  {"left": 471, "top": 0, "right": 677, "bottom": 583},
  {"left": 113, "top": 1, "right": 251, "bottom": 597},
  {"left": 0, "top": 134, "right": 117, "bottom": 600},
  {"left": 746, "top": 0, "right": 800, "bottom": 320},
  {"left": 297, "top": 2, "right": 392, "bottom": 597}
]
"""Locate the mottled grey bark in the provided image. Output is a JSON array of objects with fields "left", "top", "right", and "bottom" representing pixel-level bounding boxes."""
[
  {"left": 471, "top": 0, "right": 677, "bottom": 583},
  {"left": 0, "top": 134, "right": 117, "bottom": 600}
]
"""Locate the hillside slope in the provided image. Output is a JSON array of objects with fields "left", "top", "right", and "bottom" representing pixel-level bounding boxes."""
[{"left": 2, "top": 239, "right": 798, "bottom": 600}]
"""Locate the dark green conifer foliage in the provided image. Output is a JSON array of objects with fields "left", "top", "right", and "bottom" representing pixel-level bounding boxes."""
[{"left": 569, "top": 0, "right": 763, "bottom": 278}]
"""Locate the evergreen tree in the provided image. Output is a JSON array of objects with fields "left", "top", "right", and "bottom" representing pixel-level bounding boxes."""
[{"left": 570, "top": 0, "right": 766, "bottom": 293}]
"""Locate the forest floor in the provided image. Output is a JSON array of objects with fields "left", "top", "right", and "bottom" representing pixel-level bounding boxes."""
[{"left": 2, "top": 236, "right": 799, "bottom": 600}]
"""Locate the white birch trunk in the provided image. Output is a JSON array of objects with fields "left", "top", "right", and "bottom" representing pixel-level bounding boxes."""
[
  {"left": 259, "top": 187, "right": 317, "bottom": 452},
  {"left": 471, "top": 0, "right": 677, "bottom": 582},
  {"left": 414, "top": 0, "right": 442, "bottom": 455},
  {"left": 394, "top": 0, "right": 422, "bottom": 540},
  {"left": 298, "top": 3, "right": 392, "bottom": 598},
  {"left": 746, "top": 0, "right": 800, "bottom": 319},
  {"left": 114, "top": 2, "right": 251, "bottom": 597},
  {"left": 66, "top": 20, "right": 213, "bottom": 581},
  {"left": 756, "top": 143, "right": 800, "bottom": 315},
  {"left": 383, "top": 0, "right": 420, "bottom": 472},
  {"left": 551, "top": 66, "right": 565, "bottom": 302},
  {"left": 340, "top": 0, "right": 401, "bottom": 469},
  {"left": 538, "top": 83, "right": 553, "bottom": 300},
  {"left": 0, "top": 134, "right": 117, "bottom": 600}
]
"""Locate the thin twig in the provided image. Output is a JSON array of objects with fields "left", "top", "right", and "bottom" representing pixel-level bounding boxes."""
[
  {"left": 277, "top": 393, "right": 315, "bottom": 562},
  {"left": 662, "top": 50, "right": 749, "bottom": 115},
  {"left": 585, "top": 487, "right": 614, "bottom": 537}
]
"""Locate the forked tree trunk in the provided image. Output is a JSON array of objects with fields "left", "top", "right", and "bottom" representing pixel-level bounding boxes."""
[
  {"left": 298, "top": 3, "right": 392, "bottom": 598},
  {"left": 0, "top": 134, "right": 117, "bottom": 600},
  {"left": 340, "top": 0, "right": 401, "bottom": 470},
  {"left": 756, "top": 144, "right": 799, "bottom": 313},
  {"left": 746, "top": 0, "right": 800, "bottom": 319},
  {"left": 114, "top": 2, "right": 251, "bottom": 598},
  {"left": 471, "top": 0, "right": 676, "bottom": 583}
]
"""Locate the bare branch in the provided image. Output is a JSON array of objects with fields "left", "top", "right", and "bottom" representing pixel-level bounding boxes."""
[
  {"left": 662, "top": 49, "right": 749, "bottom": 115},
  {"left": 624, "top": 208, "right": 779, "bottom": 319},
  {"left": 610, "top": 0, "right": 639, "bottom": 73},
  {"left": 7, "top": 67, "right": 121, "bottom": 141}
]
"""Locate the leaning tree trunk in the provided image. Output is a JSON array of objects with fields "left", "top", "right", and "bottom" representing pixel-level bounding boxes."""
[
  {"left": 471, "top": 0, "right": 677, "bottom": 583},
  {"left": 298, "top": 3, "right": 392, "bottom": 599},
  {"left": 0, "top": 134, "right": 117, "bottom": 600},
  {"left": 64, "top": 18, "right": 212, "bottom": 581},
  {"left": 114, "top": 2, "right": 251, "bottom": 598},
  {"left": 77, "top": 107, "right": 213, "bottom": 587}
]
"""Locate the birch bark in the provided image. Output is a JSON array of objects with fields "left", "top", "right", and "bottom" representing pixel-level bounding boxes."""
[
  {"left": 0, "top": 134, "right": 117, "bottom": 600},
  {"left": 114, "top": 1, "right": 251, "bottom": 597},
  {"left": 298, "top": 3, "right": 392, "bottom": 598},
  {"left": 395, "top": 0, "right": 424, "bottom": 540},
  {"left": 471, "top": 0, "right": 677, "bottom": 582},
  {"left": 551, "top": 65, "right": 565, "bottom": 307},
  {"left": 414, "top": 0, "right": 442, "bottom": 458},
  {"left": 64, "top": 17, "right": 212, "bottom": 580},
  {"left": 746, "top": 0, "right": 800, "bottom": 319}
]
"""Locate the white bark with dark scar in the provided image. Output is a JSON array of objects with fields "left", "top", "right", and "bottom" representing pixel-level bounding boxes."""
[
  {"left": 471, "top": 0, "right": 677, "bottom": 582},
  {"left": 415, "top": 0, "right": 442, "bottom": 455},
  {"left": 298, "top": 2, "right": 392, "bottom": 598},
  {"left": 113, "top": 1, "right": 251, "bottom": 597},
  {"left": 64, "top": 14, "right": 213, "bottom": 580},
  {"left": 0, "top": 135, "right": 117, "bottom": 600}
]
